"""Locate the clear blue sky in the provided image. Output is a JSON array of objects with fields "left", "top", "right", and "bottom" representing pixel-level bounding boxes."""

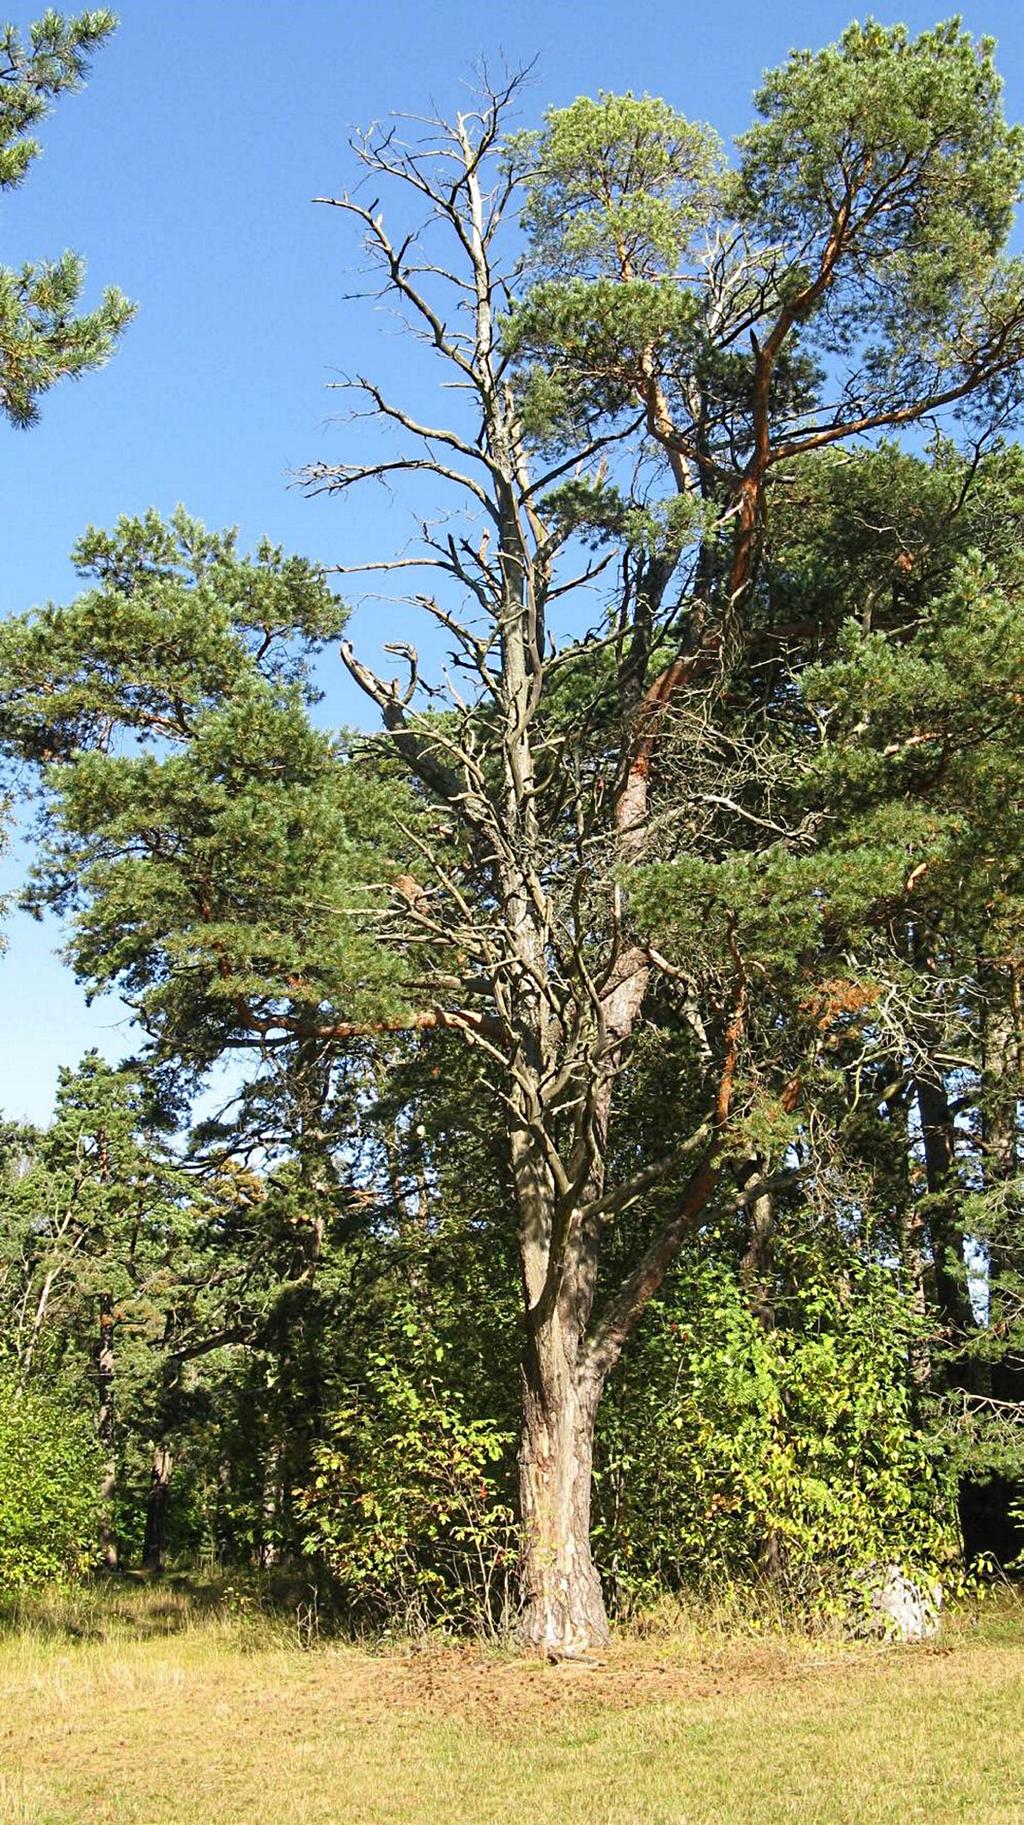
[{"left": 3, "top": 0, "right": 1023, "bottom": 1123}]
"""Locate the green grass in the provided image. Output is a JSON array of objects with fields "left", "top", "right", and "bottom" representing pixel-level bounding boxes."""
[{"left": 1, "top": 1583, "right": 1022, "bottom": 1823}]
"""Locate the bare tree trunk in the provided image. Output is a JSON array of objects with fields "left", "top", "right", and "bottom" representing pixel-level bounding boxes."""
[
  {"left": 739, "top": 1158, "right": 775, "bottom": 1331},
  {"left": 914, "top": 1070, "right": 971, "bottom": 1336},
  {"left": 882, "top": 1073, "right": 932, "bottom": 1399},
  {"left": 982, "top": 980, "right": 1022, "bottom": 1401},
  {"left": 215, "top": 1445, "right": 234, "bottom": 1564},
  {"left": 259, "top": 1432, "right": 282, "bottom": 1569},
  {"left": 19, "top": 1265, "right": 58, "bottom": 1383},
  {"left": 97, "top": 1292, "right": 118, "bottom": 1571},
  {"left": 142, "top": 1444, "right": 172, "bottom": 1572},
  {"left": 900, "top": 1201, "right": 932, "bottom": 1399},
  {"left": 518, "top": 1311, "right": 607, "bottom": 1652},
  {"left": 738, "top": 1158, "right": 787, "bottom": 1578}
]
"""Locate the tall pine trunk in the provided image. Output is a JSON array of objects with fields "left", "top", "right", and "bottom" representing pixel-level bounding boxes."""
[
  {"left": 914, "top": 1070, "right": 970, "bottom": 1336},
  {"left": 97, "top": 1292, "right": 118, "bottom": 1571},
  {"left": 982, "top": 983, "right": 1022, "bottom": 1398},
  {"left": 142, "top": 1444, "right": 172, "bottom": 1571},
  {"left": 517, "top": 1309, "right": 607, "bottom": 1653}
]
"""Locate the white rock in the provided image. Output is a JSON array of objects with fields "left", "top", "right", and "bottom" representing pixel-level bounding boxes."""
[{"left": 853, "top": 1563, "right": 942, "bottom": 1641}]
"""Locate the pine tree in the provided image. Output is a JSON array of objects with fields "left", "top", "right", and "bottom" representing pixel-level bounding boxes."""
[
  {"left": 0, "top": 8, "right": 133, "bottom": 427},
  {"left": 4, "top": 23, "right": 1024, "bottom": 1647}
]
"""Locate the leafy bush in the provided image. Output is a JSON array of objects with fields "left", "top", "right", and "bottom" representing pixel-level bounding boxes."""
[
  {"left": 298, "top": 1335, "right": 517, "bottom": 1635},
  {"left": 0, "top": 1370, "right": 101, "bottom": 1590},
  {"left": 595, "top": 1258, "right": 958, "bottom": 1618}
]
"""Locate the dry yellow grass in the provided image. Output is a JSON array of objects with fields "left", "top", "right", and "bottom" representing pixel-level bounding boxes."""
[{"left": 0, "top": 1588, "right": 1022, "bottom": 1824}]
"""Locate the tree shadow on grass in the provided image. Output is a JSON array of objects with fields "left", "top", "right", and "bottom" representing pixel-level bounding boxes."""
[{"left": 0, "top": 1568, "right": 327, "bottom": 1644}]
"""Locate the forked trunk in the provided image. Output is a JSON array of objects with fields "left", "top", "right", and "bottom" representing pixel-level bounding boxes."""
[{"left": 517, "top": 1317, "right": 608, "bottom": 1654}]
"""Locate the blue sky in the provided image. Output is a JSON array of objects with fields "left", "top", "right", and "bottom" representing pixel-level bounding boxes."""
[{"left": 3, "top": 0, "right": 1024, "bottom": 1123}]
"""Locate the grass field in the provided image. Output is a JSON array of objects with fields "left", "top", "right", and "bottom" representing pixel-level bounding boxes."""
[{"left": 1, "top": 1585, "right": 1022, "bottom": 1824}]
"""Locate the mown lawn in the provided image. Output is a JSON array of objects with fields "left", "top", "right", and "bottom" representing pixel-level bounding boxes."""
[{"left": 1, "top": 1587, "right": 1022, "bottom": 1824}]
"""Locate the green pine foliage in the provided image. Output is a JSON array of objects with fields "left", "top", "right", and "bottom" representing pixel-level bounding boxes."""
[
  {"left": 0, "top": 511, "right": 413, "bottom": 1067},
  {"left": 2, "top": 21, "right": 1024, "bottom": 1625},
  {"left": 0, "top": 9, "right": 134, "bottom": 426}
]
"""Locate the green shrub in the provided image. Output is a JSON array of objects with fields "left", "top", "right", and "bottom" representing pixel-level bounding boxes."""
[
  {"left": 298, "top": 1336, "right": 517, "bottom": 1635},
  {"left": 0, "top": 1370, "right": 101, "bottom": 1590},
  {"left": 595, "top": 1258, "right": 958, "bottom": 1617}
]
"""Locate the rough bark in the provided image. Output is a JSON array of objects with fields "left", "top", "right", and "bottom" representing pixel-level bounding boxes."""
[
  {"left": 982, "top": 981, "right": 1023, "bottom": 1401},
  {"left": 900, "top": 1200, "right": 932, "bottom": 1399},
  {"left": 97, "top": 1291, "right": 118, "bottom": 1571},
  {"left": 142, "top": 1444, "right": 172, "bottom": 1572},
  {"left": 884, "top": 1074, "right": 931, "bottom": 1398},
  {"left": 518, "top": 1313, "right": 607, "bottom": 1653},
  {"left": 215, "top": 1446, "right": 234, "bottom": 1564},
  {"left": 259, "top": 1432, "right": 282, "bottom": 1569},
  {"left": 914, "top": 1070, "right": 971, "bottom": 1336},
  {"left": 739, "top": 1158, "right": 775, "bottom": 1331}
]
